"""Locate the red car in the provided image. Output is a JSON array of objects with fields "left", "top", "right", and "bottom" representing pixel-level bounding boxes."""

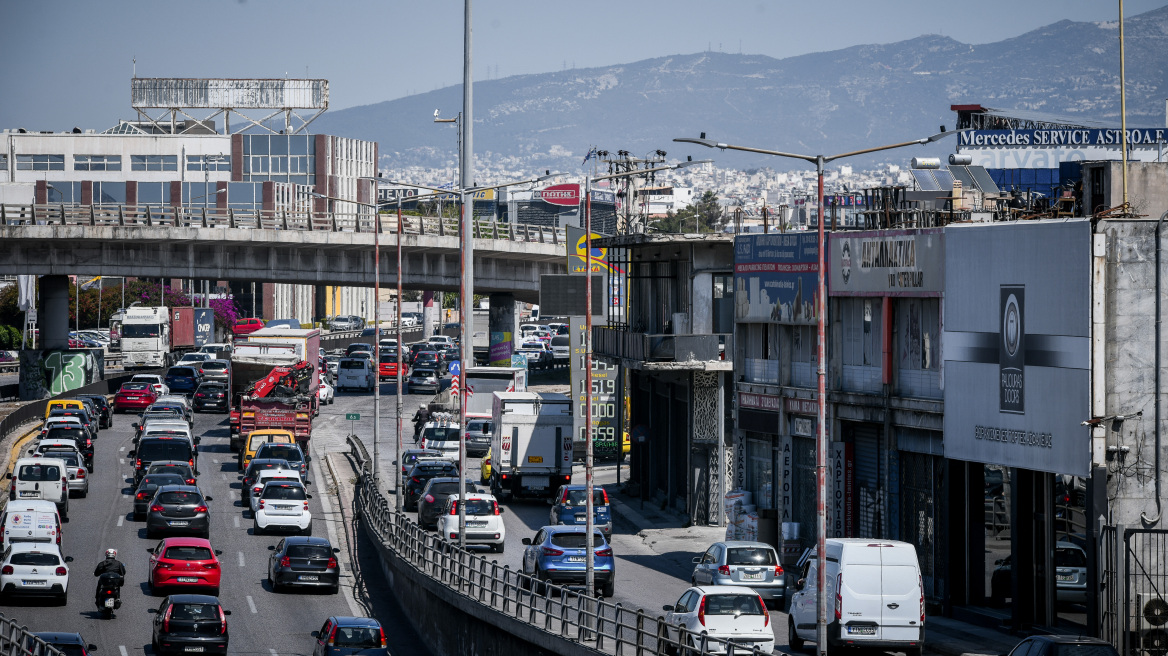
[
  {"left": 115, "top": 382, "right": 158, "bottom": 412},
  {"left": 147, "top": 537, "right": 223, "bottom": 595},
  {"left": 232, "top": 318, "right": 264, "bottom": 338},
  {"left": 378, "top": 354, "right": 409, "bottom": 381}
]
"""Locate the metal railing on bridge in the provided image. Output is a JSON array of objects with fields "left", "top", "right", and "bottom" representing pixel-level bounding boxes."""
[
  {"left": 345, "top": 435, "right": 772, "bottom": 656},
  {"left": 0, "top": 614, "right": 66, "bottom": 656},
  {"left": 0, "top": 203, "right": 566, "bottom": 245}
]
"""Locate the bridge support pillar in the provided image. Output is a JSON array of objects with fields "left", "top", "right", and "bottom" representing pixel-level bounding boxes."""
[
  {"left": 40, "top": 275, "right": 71, "bottom": 350},
  {"left": 488, "top": 293, "right": 518, "bottom": 366},
  {"left": 422, "top": 291, "right": 437, "bottom": 338}
]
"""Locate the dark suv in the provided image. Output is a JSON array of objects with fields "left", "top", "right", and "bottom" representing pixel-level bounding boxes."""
[
  {"left": 133, "top": 437, "right": 197, "bottom": 487},
  {"left": 150, "top": 594, "right": 231, "bottom": 655},
  {"left": 164, "top": 366, "right": 204, "bottom": 396}
]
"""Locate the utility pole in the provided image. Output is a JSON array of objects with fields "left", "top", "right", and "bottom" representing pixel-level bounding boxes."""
[{"left": 456, "top": 0, "right": 475, "bottom": 551}]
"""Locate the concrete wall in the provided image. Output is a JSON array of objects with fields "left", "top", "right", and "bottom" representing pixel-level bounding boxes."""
[{"left": 1101, "top": 218, "right": 1168, "bottom": 527}]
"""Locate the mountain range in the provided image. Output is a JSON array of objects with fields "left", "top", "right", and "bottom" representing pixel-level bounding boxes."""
[{"left": 314, "top": 5, "right": 1168, "bottom": 172}]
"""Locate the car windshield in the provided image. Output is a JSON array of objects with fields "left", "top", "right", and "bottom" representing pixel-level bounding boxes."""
[
  {"left": 141, "top": 475, "right": 185, "bottom": 488},
  {"left": 263, "top": 484, "right": 306, "bottom": 500},
  {"left": 339, "top": 360, "right": 366, "bottom": 370},
  {"left": 562, "top": 489, "right": 607, "bottom": 507},
  {"left": 138, "top": 442, "right": 192, "bottom": 461},
  {"left": 424, "top": 427, "right": 459, "bottom": 442},
  {"left": 164, "top": 546, "right": 213, "bottom": 561},
  {"left": 18, "top": 464, "right": 60, "bottom": 481},
  {"left": 703, "top": 594, "right": 765, "bottom": 616},
  {"left": 45, "top": 428, "right": 84, "bottom": 441},
  {"left": 45, "top": 452, "right": 80, "bottom": 467},
  {"left": 428, "top": 482, "right": 461, "bottom": 498},
  {"left": 287, "top": 544, "right": 332, "bottom": 558},
  {"left": 1056, "top": 547, "right": 1087, "bottom": 567},
  {"left": 148, "top": 464, "right": 189, "bottom": 474},
  {"left": 332, "top": 627, "right": 381, "bottom": 648},
  {"left": 549, "top": 532, "right": 607, "bottom": 549},
  {"left": 551, "top": 336, "right": 569, "bottom": 346},
  {"left": 257, "top": 445, "right": 303, "bottom": 462},
  {"left": 45, "top": 644, "right": 84, "bottom": 656},
  {"left": 171, "top": 603, "right": 219, "bottom": 621},
  {"left": 157, "top": 491, "right": 202, "bottom": 505},
  {"left": 467, "top": 421, "right": 491, "bottom": 433},
  {"left": 726, "top": 547, "right": 778, "bottom": 566},
  {"left": 122, "top": 324, "right": 160, "bottom": 338},
  {"left": 10, "top": 553, "right": 60, "bottom": 566}
]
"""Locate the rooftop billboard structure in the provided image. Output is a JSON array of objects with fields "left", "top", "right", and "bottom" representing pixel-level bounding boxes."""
[{"left": 129, "top": 78, "right": 329, "bottom": 135}]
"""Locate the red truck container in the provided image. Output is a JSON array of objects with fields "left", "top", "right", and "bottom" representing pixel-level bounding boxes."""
[
  {"left": 172, "top": 307, "right": 196, "bottom": 350},
  {"left": 238, "top": 398, "right": 312, "bottom": 448}
]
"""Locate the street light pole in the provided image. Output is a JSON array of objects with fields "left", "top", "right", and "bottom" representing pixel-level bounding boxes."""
[
  {"left": 396, "top": 195, "right": 405, "bottom": 510},
  {"left": 674, "top": 130, "right": 952, "bottom": 656}
]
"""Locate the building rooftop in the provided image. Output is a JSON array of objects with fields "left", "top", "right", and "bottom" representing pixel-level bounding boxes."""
[{"left": 595, "top": 232, "right": 734, "bottom": 248}]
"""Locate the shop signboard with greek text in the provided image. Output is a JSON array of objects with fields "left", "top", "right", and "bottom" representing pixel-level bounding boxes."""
[{"left": 829, "top": 229, "right": 943, "bottom": 297}]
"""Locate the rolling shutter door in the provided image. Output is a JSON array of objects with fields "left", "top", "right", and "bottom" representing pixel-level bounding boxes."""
[{"left": 848, "top": 422, "right": 882, "bottom": 538}]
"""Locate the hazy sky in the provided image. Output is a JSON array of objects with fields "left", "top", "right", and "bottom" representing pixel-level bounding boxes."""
[{"left": 2, "top": 0, "right": 1163, "bottom": 131}]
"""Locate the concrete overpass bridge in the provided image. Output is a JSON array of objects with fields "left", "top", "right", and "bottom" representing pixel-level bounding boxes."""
[{"left": 0, "top": 203, "right": 567, "bottom": 303}]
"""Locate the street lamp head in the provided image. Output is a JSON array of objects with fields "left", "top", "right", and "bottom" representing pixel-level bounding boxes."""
[
  {"left": 673, "top": 136, "right": 725, "bottom": 150},
  {"left": 675, "top": 158, "right": 712, "bottom": 170},
  {"left": 535, "top": 171, "right": 563, "bottom": 182}
]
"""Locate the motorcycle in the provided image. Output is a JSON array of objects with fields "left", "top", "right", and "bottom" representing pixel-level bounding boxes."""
[{"left": 95, "top": 573, "right": 123, "bottom": 618}]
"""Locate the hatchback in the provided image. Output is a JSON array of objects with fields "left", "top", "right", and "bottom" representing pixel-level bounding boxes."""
[
  {"left": 145, "top": 485, "right": 213, "bottom": 539},
  {"left": 436, "top": 493, "right": 506, "bottom": 552},
  {"left": 395, "top": 449, "right": 441, "bottom": 485},
  {"left": 199, "top": 360, "right": 231, "bottom": 385},
  {"left": 464, "top": 419, "right": 492, "bottom": 457},
  {"left": 690, "top": 541, "right": 785, "bottom": 605},
  {"left": 662, "top": 586, "right": 774, "bottom": 655},
  {"left": 248, "top": 469, "right": 304, "bottom": 512},
  {"left": 520, "top": 525, "right": 616, "bottom": 597},
  {"left": 133, "top": 473, "right": 188, "bottom": 521},
  {"left": 146, "top": 461, "right": 197, "bottom": 486},
  {"left": 147, "top": 537, "right": 224, "bottom": 595},
  {"left": 41, "top": 451, "right": 89, "bottom": 498},
  {"left": 164, "top": 366, "right": 204, "bottom": 396},
  {"left": 403, "top": 461, "right": 460, "bottom": 511},
  {"left": 193, "top": 382, "right": 229, "bottom": 413},
  {"left": 115, "top": 382, "right": 159, "bottom": 412},
  {"left": 253, "top": 442, "right": 310, "bottom": 484},
  {"left": 408, "top": 368, "right": 440, "bottom": 395},
  {"left": 253, "top": 480, "right": 312, "bottom": 535},
  {"left": 312, "top": 617, "right": 388, "bottom": 656},
  {"left": 29, "top": 633, "right": 96, "bottom": 656},
  {"left": 267, "top": 536, "right": 340, "bottom": 593},
  {"left": 241, "top": 459, "right": 294, "bottom": 498},
  {"left": 0, "top": 542, "right": 73, "bottom": 604},
  {"left": 416, "top": 477, "right": 485, "bottom": 530},
  {"left": 39, "top": 425, "right": 94, "bottom": 471},
  {"left": 413, "top": 351, "right": 441, "bottom": 372},
  {"left": 549, "top": 485, "right": 612, "bottom": 538},
  {"left": 233, "top": 317, "right": 264, "bottom": 337},
  {"left": 378, "top": 353, "right": 409, "bottom": 381},
  {"left": 150, "top": 594, "right": 231, "bottom": 656}
]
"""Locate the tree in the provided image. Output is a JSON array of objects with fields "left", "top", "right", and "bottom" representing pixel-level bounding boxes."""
[{"left": 650, "top": 191, "right": 723, "bottom": 234}]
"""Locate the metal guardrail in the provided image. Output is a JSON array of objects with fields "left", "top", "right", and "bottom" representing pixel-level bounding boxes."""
[
  {"left": 0, "top": 613, "right": 66, "bottom": 656},
  {"left": 351, "top": 454, "right": 772, "bottom": 656},
  {"left": 0, "top": 354, "right": 122, "bottom": 376},
  {"left": 1, "top": 203, "right": 567, "bottom": 245}
]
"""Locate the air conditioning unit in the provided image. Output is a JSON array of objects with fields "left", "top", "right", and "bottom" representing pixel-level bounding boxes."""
[{"left": 1131, "top": 593, "right": 1168, "bottom": 656}]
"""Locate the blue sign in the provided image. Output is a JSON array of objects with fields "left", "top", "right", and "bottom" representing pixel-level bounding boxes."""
[
  {"left": 510, "top": 353, "right": 528, "bottom": 370},
  {"left": 194, "top": 308, "right": 214, "bottom": 347},
  {"left": 734, "top": 233, "right": 822, "bottom": 325},
  {"left": 448, "top": 361, "right": 460, "bottom": 377}
]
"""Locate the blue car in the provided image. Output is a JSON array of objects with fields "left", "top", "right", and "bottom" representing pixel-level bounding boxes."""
[
  {"left": 164, "top": 366, "right": 203, "bottom": 396},
  {"left": 549, "top": 484, "right": 612, "bottom": 538},
  {"left": 520, "top": 525, "right": 616, "bottom": 597}
]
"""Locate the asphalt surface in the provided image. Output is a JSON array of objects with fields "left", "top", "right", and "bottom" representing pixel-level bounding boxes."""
[{"left": 5, "top": 399, "right": 423, "bottom": 656}]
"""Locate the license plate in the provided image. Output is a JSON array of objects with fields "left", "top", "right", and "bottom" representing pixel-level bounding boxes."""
[
  {"left": 169, "top": 520, "right": 190, "bottom": 526},
  {"left": 527, "top": 456, "right": 543, "bottom": 463},
  {"left": 566, "top": 556, "right": 585, "bottom": 563},
  {"left": 276, "top": 504, "right": 292, "bottom": 510},
  {"left": 298, "top": 575, "right": 319, "bottom": 581},
  {"left": 18, "top": 491, "right": 37, "bottom": 498},
  {"left": 846, "top": 626, "right": 877, "bottom": 636},
  {"left": 104, "top": 598, "right": 116, "bottom": 608},
  {"left": 127, "top": 396, "right": 140, "bottom": 400},
  {"left": 183, "top": 647, "right": 205, "bottom": 653},
  {"left": 467, "top": 521, "right": 487, "bottom": 528},
  {"left": 177, "top": 577, "right": 198, "bottom": 583},
  {"left": 21, "top": 580, "right": 46, "bottom": 586},
  {"left": 741, "top": 572, "right": 763, "bottom": 580},
  {"left": 526, "top": 476, "right": 549, "bottom": 489},
  {"left": 1057, "top": 574, "right": 1074, "bottom": 582}
]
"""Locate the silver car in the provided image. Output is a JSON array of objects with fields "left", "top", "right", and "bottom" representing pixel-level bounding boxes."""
[
  {"left": 690, "top": 541, "right": 786, "bottom": 605},
  {"left": 199, "top": 359, "right": 232, "bottom": 385},
  {"left": 42, "top": 450, "right": 89, "bottom": 498}
]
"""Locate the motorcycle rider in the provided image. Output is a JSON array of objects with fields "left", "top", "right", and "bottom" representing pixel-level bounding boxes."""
[
  {"left": 94, "top": 548, "right": 126, "bottom": 607},
  {"left": 412, "top": 404, "right": 430, "bottom": 439}
]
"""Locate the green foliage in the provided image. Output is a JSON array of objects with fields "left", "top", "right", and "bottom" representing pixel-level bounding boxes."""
[{"left": 0, "top": 325, "right": 20, "bottom": 349}]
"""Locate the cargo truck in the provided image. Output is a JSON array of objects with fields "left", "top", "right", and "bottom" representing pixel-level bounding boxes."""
[
  {"left": 228, "top": 328, "right": 321, "bottom": 452},
  {"left": 120, "top": 306, "right": 212, "bottom": 369},
  {"left": 488, "top": 391, "right": 573, "bottom": 500}
]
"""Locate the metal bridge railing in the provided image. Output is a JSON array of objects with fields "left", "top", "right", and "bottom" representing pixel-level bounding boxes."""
[
  {"left": 0, "top": 612, "right": 66, "bottom": 656},
  {"left": 0, "top": 203, "right": 566, "bottom": 245},
  {"left": 345, "top": 435, "right": 773, "bottom": 656}
]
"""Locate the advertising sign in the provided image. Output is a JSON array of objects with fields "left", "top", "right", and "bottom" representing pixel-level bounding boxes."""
[
  {"left": 734, "top": 233, "right": 821, "bottom": 325},
  {"left": 194, "top": 308, "right": 214, "bottom": 348},
  {"left": 538, "top": 183, "right": 581, "bottom": 207},
  {"left": 738, "top": 391, "right": 781, "bottom": 412},
  {"left": 958, "top": 129, "right": 1168, "bottom": 169},
  {"left": 489, "top": 331, "right": 513, "bottom": 366},
  {"left": 942, "top": 220, "right": 1091, "bottom": 476},
  {"left": 829, "top": 229, "right": 943, "bottom": 296},
  {"left": 565, "top": 225, "right": 610, "bottom": 275}
]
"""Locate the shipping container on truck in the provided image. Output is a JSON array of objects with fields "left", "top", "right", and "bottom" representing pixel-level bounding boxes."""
[
  {"left": 228, "top": 327, "right": 321, "bottom": 451},
  {"left": 488, "top": 391, "right": 573, "bottom": 501}
]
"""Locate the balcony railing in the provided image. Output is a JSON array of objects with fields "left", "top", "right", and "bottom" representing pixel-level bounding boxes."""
[
  {"left": 593, "top": 327, "right": 730, "bottom": 364},
  {"left": 743, "top": 358, "right": 779, "bottom": 384}
]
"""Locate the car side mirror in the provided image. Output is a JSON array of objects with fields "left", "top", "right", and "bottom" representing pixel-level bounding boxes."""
[
  {"left": 498, "top": 508, "right": 505, "bottom": 514},
  {"left": 796, "top": 578, "right": 805, "bottom": 591},
  {"left": 310, "top": 631, "right": 319, "bottom": 639},
  {"left": 148, "top": 609, "right": 158, "bottom": 614},
  {"left": 305, "top": 480, "right": 312, "bottom": 485},
  {"left": 65, "top": 556, "right": 74, "bottom": 562},
  {"left": 333, "top": 548, "right": 340, "bottom": 553},
  {"left": 194, "top": 437, "right": 201, "bottom": 444},
  {"left": 223, "top": 610, "right": 231, "bottom": 616},
  {"left": 204, "top": 495, "right": 214, "bottom": 501},
  {"left": 692, "top": 556, "right": 702, "bottom": 564},
  {"left": 215, "top": 550, "right": 223, "bottom": 556},
  {"left": 147, "top": 548, "right": 155, "bottom": 554},
  {"left": 663, "top": 604, "right": 675, "bottom": 612},
  {"left": 267, "top": 545, "right": 276, "bottom": 551},
  {"left": 88, "top": 645, "right": 98, "bottom": 652},
  {"left": 391, "top": 460, "right": 397, "bottom": 465},
  {"left": 521, "top": 538, "right": 532, "bottom": 546},
  {"left": 306, "top": 494, "right": 313, "bottom": 499},
  {"left": 132, "top": 423, "right": 139, "bottom": 429},
  {"left": 127, "top": 450, "right": 136, "bottom": 457}
]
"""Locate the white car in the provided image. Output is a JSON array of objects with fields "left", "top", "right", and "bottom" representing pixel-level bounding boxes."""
[
  {"left": 248, "top": 468, "right": 304, "bottom": 512},
  {"left": 40, "top": 451, "right": 89, "bottom": 498},
  {"left": 30, "top": 439, "right": 84, "bottom": 461},
  {"left": 435, "top": 493, "right": 506, "bottom": 552},
  {"left": 427, "top": 335, "right": 454, "bottom": 348},
  {"left": 177, "top": 352, "right": 211, "bottom": 364},
  {"left": 419, "top": 420, "right": 461, "bottom": 458},
  {"left": 0, "top": 542, "right": 72, "bottom": 604},
  {"left": 39, "top": 416, "right": 82, "bottom": 438},
  {"left": 317, "top": 375, "right": 334, "bottom": 405},
  {"left": 662, "top": 586, "right": 774, "bottom": 654},
  {"left": 253, "top": 480, "right": 312, "bottom": 535},
  {"left": 401, "top": 316, "right": 418, "bottom": 327},
  {"left": 132, "top": 374, "right": 170, "bottom": 396}
]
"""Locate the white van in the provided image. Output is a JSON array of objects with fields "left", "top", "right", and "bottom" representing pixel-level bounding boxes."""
[
  {"left": 788, "top": 539, "right": 924, "bottom": 656},
  {"left": 2, "top": 500, "right": 62, "bottom": 550},
  {"left": 8, "top": 458, "right": 70, "bottom": 519},
  {"left": 336, "top": 357, "right": 375, "bottom": 392}
]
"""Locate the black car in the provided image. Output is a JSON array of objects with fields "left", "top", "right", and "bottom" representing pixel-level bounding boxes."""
[
  {"left": 407, "top": 343, "right": 430, "bottom": 364},
  {"left": 134, "top": 473, "right": 188, "bottom": 520},
  {"left": 133, "top": 436, "right": 197, "bottom": 486},
  {"left": 1004, "top": 636, "right": 1119, "bottom": 656},
  {"left": 42, "top": 425, "right": 95, "bottom": 471},
  {"left": 408, "top": 368, "right": 440, "bottom": 395},
  {"left": 345, "top": 343, "right": 374, "bottom": 357},
  {"left": 30, "top": 633, "right": 96, "bottom": 656},
  {"left": 267, "top": 536, "right": 341, "bottom": 593},
  {"left": 242, "top": 458, "right": 294, "bottom": 496},
  {"left": 47, "top": 408, "right": 96, "bottom": 437},
  {"left": 312, "top": 617, "right": 387, "bottom": 656},
  {"left": 146, "top": 460, "right": 197, "bottom": 486},
  {"left": 74, "top": 395, "right": 112, "bottom": 429},
  {"left": 145, "top": 485, "right": 213, "bottom": 539},
  {"left": 253, "top": 442, "right": 309, "bottom": 484},
  {"left": 193, "top": 382, "right": 229, "bottom": 412},
  {"left": 395, "top": 449, "right": 441, "bottom": 485},
  {"left": 150, "top": 594, "right": 231, "bottom": 656},
  {"left": 164, "top": 366, "right": 204, "bottom": 396},
  {"left": 416, "top": 477, "right": 484, "bottom": 530},
  {"left": 464, "top": 419, "right": 492, "bottom": 458},
  {"left": 403, "top": 461, "right": 460, "bottom": 511},
  {"left": 413, "top": 351, "right": 441, "bottom": 372}
]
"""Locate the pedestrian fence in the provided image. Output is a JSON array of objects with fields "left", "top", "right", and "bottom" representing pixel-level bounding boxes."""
[
  {"left": 0, "top": 612, "right": 65, "bottom": 656},
  {"left": 346, "top": 435, "right": 774, "bottom": 656}
]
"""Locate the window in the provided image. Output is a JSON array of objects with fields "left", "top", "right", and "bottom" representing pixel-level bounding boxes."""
[
  {"left": 137, "top": 182, "right": 171, "bottom": 206},
  {"left": 131, "top": 155, "right": 177, "bottom": 171},
  {"left": 164, "top": 546, "right": 213, "bottom": 561},
  {"left": 92, "top": 182, "right": 126, "bottom": 204},
  {"left": 0, "top": 154, "right": 8, "bottom": 170},
  {"left": 74, "top": 155, "right": 122, "bottom": 171},
  {"left": 897, "top": 299, "right": 940, "bottom": 371},
  {"left": 46, "top": 182, "right": 81, "bottom": 203},
  {"left": 10, "top": 553, "right": 61, "bottom": 566},
  {"left": 186, "top": 155, "right": 230, "bottom": 172},
  {"left": 16, "top": 154, "right": 64, "bottom": 171},
  {"left": 841, "top": 298, "right": 881, "bottom": 367}
]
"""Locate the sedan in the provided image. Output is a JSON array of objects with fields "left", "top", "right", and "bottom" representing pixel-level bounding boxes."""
[
  {"left": 266, "top": 536, "right": 340, "bottom": 593},
  {"left": 150, "top": 594, "right": 231, "bottom": 656},
  {"left": 147, "top": 537, "right": 224, "bottom": 595},
  {"left": 0, "top": 543, "right": 73, "bottom": 604},
  {"left": 133, "top": 473, "right": 188, "bottom": 521},
  {"left": 662, "top": 586, "right": 774, "bottom": 655},
  {"left": 408, "top": 368, "right": 440, "bottom": 395},
  {"left": 145, "top": 486, "right": 214, "bottom": 540},
  {"left": 193, "top": 383, "right": 229, "bottom": 413},
  {"left": 312, "top": 617, "right": 388, "bottom": 656},
  {"left": 520, "top": 525, "right": 615, "bottom": 597},
  {"left": 114, "top": 382, "right": 158, "bottom": 412}
]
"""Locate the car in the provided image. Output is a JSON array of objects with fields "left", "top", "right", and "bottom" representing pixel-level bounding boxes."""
[
  {"left": 378, "top": 352, "right": 409, "bottom": 381},
  {"left": 133, "top": 473, "right": 188, "bottom": 521},
  {"left": 436, "top": 493, "right": 506, "bottom": 552},
  {"left": 199, "top": 343, "right": 234, "bottom": 358},
  {"left": 1001, "top": 636, "right": 1120, "bottom": 656},
  {"left": 199, "top": 359, "right": 232, "bottom": 385},
  {"left": 689, "top": 541, "right": 785, "bottom": 606},
  {"left": 8, "top": 458, "right": 69, "bottom": 519},
  {"left": 42, "top": 451, "right": 89, "bottom": 498},
  {"left": 0, "top": 542, "right": 73, "bottom": 604},
  {"left": 2, "top": 500, "right": 62, "bottom": 551},
  {"left": 132, "top": 374, "right": 171, "bottom": 396},
  {"left": 413, "top": 351, "right": 442, "bottom": 372},
  {"left": 241, "top": 429, "right": 295, "bottom": 472},
  {"left": 407, "top": 342, "right": 430, "bottom": 364},
  {"left": 345, "top": 342, "right": 374, "bottom": 357},
  {"left": 39, "top": 415, "right": 81, "bottom": 439},
  {"left": 266, "top": 536, "right": 341, "bottom": 593},
  {"left": 178, "top": 352, "right": 212, "bottom": 367},
  {"left": 549, "top": 485, "right": 613, "bottom": 538},
  {"left": 519, "top": 323, "right": 539, "bottom": 338},
  {"left": 990, "top": 540, "right": 1087, "bottom": 604},
  {"left": 336, "top": 357, "right": 376, "bottom": 392},
  {"left": 38, "top": 425, "right": 94, "bottom": 471},
  {"left": 253, "top": 480, "right": 312, "bottom": 535},
  {"left": 395, "top": 449, "right": 442, "bottom": 485},
  {"left": 427, "top": 335, "right": 454, "bottom": 348},
  {"left": 416, "top": 477, "right": 485, "bottom": 530},
  {"left": 248, "top": 468, "right": 304, "bottom": 512},
  {"left": 266, "top": 318, "right": 302, "bottom": 330},
  {"left": 253, "top": 442, "right": 310, "bottom": 484},
  {"left": 146, "top": 460, "right": 197, "bottom": 486},
  {"left": 329, "top": 315, "right": 365, "bottom": 332},
  {"left": 408, "top": 368, "right": 440, "bottom": 395},
  {"left": 233, "top": 317, "right": 264, "bottom": 337},
  {"left": 662, "top": 586, "right": 774, "bottom": 654},
  {"left": 133, "top": 436, "right": 198, "bottom": 487},
  {"left": 312, "top": 616, "right": 388, "bottom": 656},
  {"left": 324, "top": 355, "right": 341, "bottom": 377},
  {"left": 145, "top": 485, "right": 214, "bottom": 539},
  {"left": 30, "top": 440, "right": 85, "bottom": 470},
  {"left": 164, "top": 366, "right": 204, "bottom": 396},
  {"left": 517, "top": 341, "right": 552, "bottom": 369},
  {"left": 418, "top": 420, "right": 460, "bottom": 458},
  {"left": 400, "top": 316, "right": 418, "bottom": 327},
  {"left": 149, "top": 594, "right": 231, "bottom": 656},
  {"left": 193, "top": 382, "right": 230, "bottom": 412},
  {"left": 403, "top": 460, "right": 460, "bottom": 511},
  {"left": 317, "top": 375, "right": 335, "bottom": 405},
  {"left": 74, "top": 394, "right": 113, "bottom": 429},
  {"left": 147, "top": 537, "right": 224, "bottom": 595},
  {"left": 520, "top": 525, "right": 615, "bottom": 597},
  {"left": 241, "top": 459, "right": 294, "bottom": 499},
  {"left": 29, "top": 632, "right": 97, "bottom": 656},
  {"left": 550, "top": 335, "right": 570, "bottom": 365},
  {"left": 464, "top": 419, "right": 492, "bottom": 457},
  {"left": 46, "top": 407, "right": 96, "bottom": 437}
]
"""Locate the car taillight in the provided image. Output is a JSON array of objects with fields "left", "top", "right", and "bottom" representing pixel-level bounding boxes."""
[
  {"left": 188, "top": 459, "right": 194, "bottom": 468},
  {"left": 150, "top": 504, "right": 164, "bottom": 513},
  {"left": 601, "top": 489, "right": 609, "bottom": 504},
  {"left": 196, "top": 393, "right": 206, "bottom": 398},
  {"left": 1, "top": 566, "right": 12, "bottom": 575},
  {"left": 157, "top": 561, "right": 173, "bottom": 569},
  {"left": 378, "top": 626, "right": 387, "bottom": 648},
  {"left": 137, "top": 491, "right": 150, "bottom": 500},
  {"left": 258, "top": 500, "right": 265, "bottom": 510},
  {"left": 836, "top": 573, "right": 843, "bottom": 621},
  {"left": 77, "top": 469, "right": 86, "bottom": 479},
  {"left": 697, "top": 595, "right": 707, "bottom": 626},
  {"left": 253, "top": 486, "right": 263, "bottom": 494},
  {"left": 163, "top": 604, "right": 173, "bottom": 632},
  {"left": 86, "top": 439, "right": 92, "bottom": 447},
  {"left": 595, "top": 547, "right": 612, "bottom": 558},
  {"left": 303, "top": 501, "right": 309, "bottom": 511},
  {"left": 424, "top": 494, "right": 434, "bottom": 503},
  {"left": 449, "top": 502, "right": 458, "bottom": 516},
  {"left": 204, "top": 561, "right": 218, "bottom": 569},
  {"left": 920, "top": 573, "right": 925, "bottom": 622},
  {"left": 411, "top": 476, "right": 421, "bottom": 483},
  {"left": 718, "top": 565, "right": 731, "bottom": 576},
  {"left": 493, "top": 501, "right": 500, "bottom": 515},
  {"left": 280, "top": 556, "right": 291, "bottom": 567},
  {"left": 136, "top": 459, "right": 142, "bottom": 468},
  {"left": 774, "top": 564, "right": 784, "bottom": 576},
  {"left": 218, "top": 606, "right": 226, "bottom": 635},
  {"left": 541, "top": 546, "right": 564, "bottom": 557},
  {"left": 194, "top": 505, "right": 208, "bottom": 513},
  {"left": 759, "top": 595, "right": 770, "bottom": 627},
  {"left": 327, "top": 557, "right": 338, "bottom": 569}
]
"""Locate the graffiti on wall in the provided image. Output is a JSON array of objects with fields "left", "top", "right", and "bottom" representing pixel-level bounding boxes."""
[{"left": 18, "top": 349, "right": 104, "bottom": 401}]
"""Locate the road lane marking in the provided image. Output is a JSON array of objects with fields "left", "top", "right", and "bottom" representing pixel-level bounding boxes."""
[
  {"left": 119, "top": 647, "right": 128, "bottom": 656},
  {"left": 234, "top": 515, "right": 240, "bottom": 528},
  {"left": 120, "top": 447, "right": 126, "bottom": 452},
  {"left": 247, "top": 595, "right": 258, "bottom": 614},
  {"left": 238, "top": 551, "right": 245, "bottom": 567},
  {"left": 270, "top": 650, "right": 278, "bottom": 656},
  {"left": 221, "top": 473, "right": 227, "bottom": 480},
  {"left": 117, "top": 516, "right": 124, "bottom": 527}
]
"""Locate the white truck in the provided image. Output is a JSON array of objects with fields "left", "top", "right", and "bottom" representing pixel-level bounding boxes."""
[
  {"left": 488, "top": 391, "right": 573, "bottom": 501},
  {"left": 120, "top": 306, "right": 172, "bottom": 369}
]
